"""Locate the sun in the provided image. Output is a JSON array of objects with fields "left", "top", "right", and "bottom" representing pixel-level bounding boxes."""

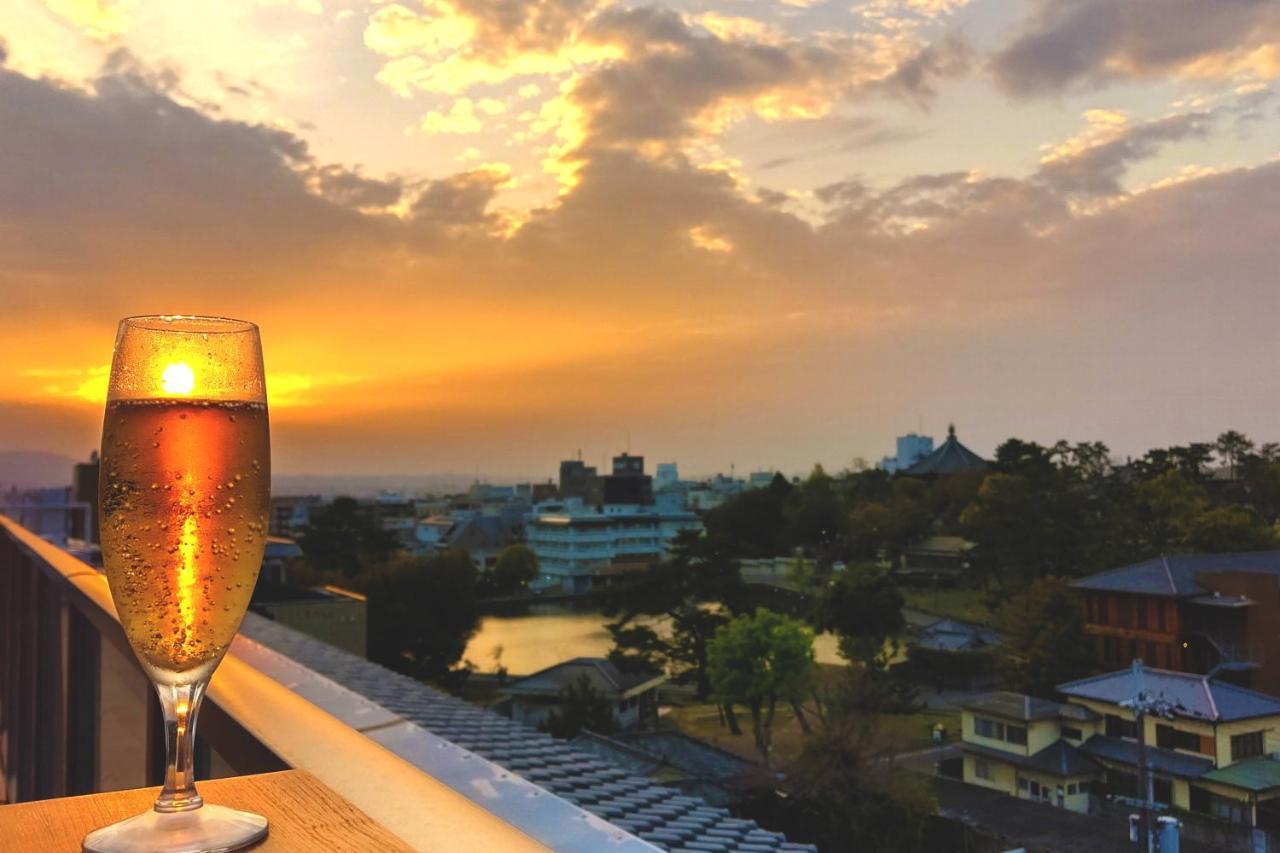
[{"left": 161, "top": 362, "right": 196, "bottom": 396}]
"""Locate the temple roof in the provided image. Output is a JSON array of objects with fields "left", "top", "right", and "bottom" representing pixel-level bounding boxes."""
[{"left": 901, "top": 424, "right": 988, "bottom": 476}]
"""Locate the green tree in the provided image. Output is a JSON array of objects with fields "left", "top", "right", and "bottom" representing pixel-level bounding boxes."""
[
  {"left": 604, "top": 530, "right": 746, "bottom": 700},
  {"left": 702, "top": 476, "right": 792, "bottom": 557},
  {"left": 490, "top": 544, "right": 539, "bottom": 595},
  {"left": 1182, "top": 506, "right": 1277, "bottom": 553},
  {"left": 784, "top": 707, "right": 937, "bottom": 853},
  {"left": 1215, "top": 430, "right": 1255, "bottom": 481},
  {"left": 845, "top": 479, "right": 932, "bottom": 564},
  {"left": 995, "top": 576, "right": 1093, "bottom": 697},
  {"left": 707, "top": 608, "right": 815, "bottom": 765},
  {"left": 816, "top": 563, "right": 905, "bottom": 663},
  {"left": 539, "top": 673, "right": 618, "bottom": 739},
  {"left": 363, "top": 550, "right": 479, "bottom": 681},
  {"left": 1131, "top": 469, "right": 1208, "bottom": 553},
  {"left": 782, "top": 465, "right": 846, "bottom": 550},
  {"left": 298, "top": 496, "right": 400, "bottom": 577}
]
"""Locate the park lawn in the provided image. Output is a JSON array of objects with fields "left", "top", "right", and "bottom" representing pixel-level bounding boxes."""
[
  {"left": 664, "top": 701, "right": 962, "bottom": 769},
  {"left": 901, "top": 586, "right": 993, "bottom": 624}
]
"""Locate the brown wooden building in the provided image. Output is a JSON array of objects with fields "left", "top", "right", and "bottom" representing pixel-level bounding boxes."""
[{"left": 1074, "top": 552, "right": 1280, "bottom": 696}]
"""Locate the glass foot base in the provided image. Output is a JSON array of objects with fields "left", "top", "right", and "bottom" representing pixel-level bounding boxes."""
[{"left": 83, "top": 804, "right": 268, "bottom": 853}]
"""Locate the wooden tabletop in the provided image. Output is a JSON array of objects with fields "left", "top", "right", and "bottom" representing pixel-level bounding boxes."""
[{"left": 0, "top": 770, "right": 413, "bottom": 852}]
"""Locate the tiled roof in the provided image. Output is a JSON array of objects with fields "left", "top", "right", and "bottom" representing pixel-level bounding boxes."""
[
  {"left": 961, "top": 691, "right": 1070, "bottom": 722},
  {"left": 238, "top": 614, "right": 815, "bottom": 852},
  {"left": 1203, "top": 757, "right": 1280, "bottom": 792},
  {"left": 901, "top": 425, "right": 987, "bottom": 476},
  {"left": 1078, "top": 735, "right": 1215, "bottom": 779},
  {"left": 1072, "top": 551, "right": 1280, "bottom": 597},
  {"left": 916, "top": 618, "right": 1002, "bottom": 653},
  {"left": 961, "top": 740, "right": 1100, "bottom": 778},
  {"left": 1058, "top": 667, "right": 1280, "bottom": 722},
  {"left": 505, "top": 657, "right": 663, "bottom": 698}
]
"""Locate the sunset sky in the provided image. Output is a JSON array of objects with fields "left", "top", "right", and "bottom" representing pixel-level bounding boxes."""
[{"left": 1, "top": 0, "right": 1279, "bottom": 479}]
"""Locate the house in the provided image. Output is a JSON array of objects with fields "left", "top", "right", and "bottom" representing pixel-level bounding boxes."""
[
  {"left": 435, "top": 513, "right": 518, "bottom": 569},
  {"left": 958, "top": 667, "right": 1280, "bottom": 832},
  {"left": 1073, "top": 551, "right": 1280, "bottom": 693},
  {"left": 910, "top": 617, "right": 1003, "bottom": 690},
  {"left": 895, "top": 535, "right": 974, "bottom": 586},
  {"left": 501, "top": 657, "right": 666, "bottom": 731},
  {"left": 900, "top": 424, "right": 988, "bottom": 477},
  {"left": 959, "top": 691, "right": 1103, "bottom": 813}
]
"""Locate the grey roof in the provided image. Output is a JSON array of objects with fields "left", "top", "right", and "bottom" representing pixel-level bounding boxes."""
[
  {"left": 505, "top": 657, "right": 664, "bottom": 698},
  {"left": 441, "top": 515, "right": 513, "bottom": 552},
  {"left": 916, "top": 618, "right": 1002, "bottom": 653},
  {"left": 609, "top": 731, "right": 764, "bottom": 787},
  {"left": 1058, "top": 667, "right": 1280, "bottom": 722},
  {"left": 1079, "top": 735, "right": 1215, "bottom": 779},
  {"left": 962, "top": 740, "right": 1101, "bottom": 778},
  {"left": 961, "top": 691, "right": 1072, "bottom": 722},
  {"left": 1072, "top": 551, "right": 1280, "bottom": 597},
  {"left": 237, "top": 614, "right": 813, "bottom": 852},
  {"left": 901, "top": 425, "right": 988, "bottom": 476}
]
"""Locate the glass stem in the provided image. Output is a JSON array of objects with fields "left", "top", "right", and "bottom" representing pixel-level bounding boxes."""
[{"left": 153, "top": 679, "right": 208, "bottom": 813}]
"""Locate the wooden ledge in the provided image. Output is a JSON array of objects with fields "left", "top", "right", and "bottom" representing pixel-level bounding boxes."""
[{"left": 0, "top": 770, "right": 411, "bottom": 852}]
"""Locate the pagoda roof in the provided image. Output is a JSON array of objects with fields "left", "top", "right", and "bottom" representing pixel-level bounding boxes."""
[{"left": 901, "top": 424, "right": 988, "bottom": 476}]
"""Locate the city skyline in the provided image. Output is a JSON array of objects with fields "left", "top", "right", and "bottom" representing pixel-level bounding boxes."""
[{"left": 2, "top": 0, "right": 1280, "bottom": 476}]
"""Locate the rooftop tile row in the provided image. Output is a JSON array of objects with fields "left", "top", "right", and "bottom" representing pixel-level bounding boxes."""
[{"left": 238, "top": 613, "right": 816, "bottom": 852}]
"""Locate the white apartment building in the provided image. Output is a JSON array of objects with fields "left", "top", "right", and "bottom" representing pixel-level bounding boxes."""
[{"left": 526, "top": 504, "right": 702, "bottom": 594}]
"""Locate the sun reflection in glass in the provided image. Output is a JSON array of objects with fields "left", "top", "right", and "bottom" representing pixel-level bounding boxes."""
[
  {"left": 161, "top": 362, "right": 196, "bottom": 396},
  {"left": 177, "top": 513, "right": 199, "bottom": 653}
]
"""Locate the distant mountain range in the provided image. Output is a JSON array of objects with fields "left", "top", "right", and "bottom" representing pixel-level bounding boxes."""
[
  {"left": 270, "top": 473, "right": 491, "bottom": 498},
  {"left": 0, "top": 453, "right": 534, "bottom": 498},
  {"left": 0, "top": 451, "right": 78, "bottom": 489}
]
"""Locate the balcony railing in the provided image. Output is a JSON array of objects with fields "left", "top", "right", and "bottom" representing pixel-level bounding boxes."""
[{"left": 0, "top": 515, "right": 657, "bottom": 850}]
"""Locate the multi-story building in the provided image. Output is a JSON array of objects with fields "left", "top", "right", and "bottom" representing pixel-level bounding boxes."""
[
  {"left": 961, "top": 667, "right": 1280, "bottom": 831},
  {"left": 1074, "top": 551, "right": 1280, "bottom": 693},
  {"left": 526, "top": 504, "right": 702, "bottom": 593},
  {"left": 880, "top": 432, "right": 935, "bottom": 473},
  {"left": 602, "top": 453, "right": 653, "bottom": 506},
  {"left": 654, "top": 462, "right": 680, "bottom": 492},
  {"left": 268, "top": 494, "right": 323, "bottom": 535},
  {"left": 558, "top": 458, "right": 601, "bottom": 504}
]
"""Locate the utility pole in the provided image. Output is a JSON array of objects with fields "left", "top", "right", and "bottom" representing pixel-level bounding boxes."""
[{"left": 1120, "top": 660, "right": 1184, "bottom": 853}]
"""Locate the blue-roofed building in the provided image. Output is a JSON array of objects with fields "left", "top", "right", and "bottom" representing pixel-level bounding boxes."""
[
  {"left": 1073, "top": 550, "right": 1280, "bottom": 694},
  {"left": 958, "top": 667, "right": 1280, "bottom": 832}
]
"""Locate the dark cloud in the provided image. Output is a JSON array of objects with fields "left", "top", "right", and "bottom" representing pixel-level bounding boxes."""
[
  {"left": 0, "top": 55, "right": 386, "bottom": 311},
  {"left": 562, "top": 6, "right": 964, "bottom": 154},
  {"left": 991, "top": 0, "right": 1280, "bottom": 96},
  {"left": 1037, "top": 112, "right": 1210, "bottom": 196},
  {"left": 410, "top": 169, "right": 505, "bottom": 226},
  {"left": 314, "top": 165, "right": 404, "bottom": 208},
  {"left": 444, "top": 0, "right": 606, "bottom": 57},
  {"left": 873, "top": 37, "right": 971, "bottom": 104},
  {"left": 573, "top": 6, "right": 858, "bottom": 147}
]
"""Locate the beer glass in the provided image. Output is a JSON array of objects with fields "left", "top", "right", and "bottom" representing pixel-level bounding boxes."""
[{"left": 85, "top": 316, "right": 270, "bottom": 852}]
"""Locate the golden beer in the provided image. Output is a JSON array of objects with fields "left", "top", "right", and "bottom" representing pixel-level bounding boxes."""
[
  {"left": 86, "top": 316, "right": 271, "bottom": 853},
  {"left": 100, "top": 398, "right": 270, "bottom": 683}
]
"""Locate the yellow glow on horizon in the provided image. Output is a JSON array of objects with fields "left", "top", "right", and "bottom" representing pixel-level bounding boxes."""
[{"left": 161, "top": 362, "right": 196, "bottom": 396}]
